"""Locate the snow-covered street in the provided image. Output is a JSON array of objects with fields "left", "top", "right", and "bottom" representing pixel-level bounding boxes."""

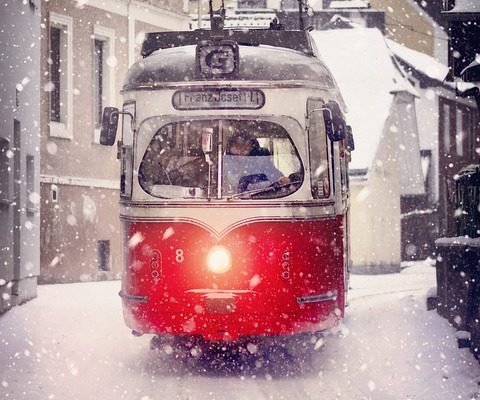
[{"left": 2, "top": 261, "right": 480, "bottom": 400}]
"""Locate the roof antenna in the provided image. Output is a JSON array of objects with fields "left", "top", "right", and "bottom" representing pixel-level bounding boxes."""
[{"left": 209, "top": 0, "right": 225, "bottom": 31}]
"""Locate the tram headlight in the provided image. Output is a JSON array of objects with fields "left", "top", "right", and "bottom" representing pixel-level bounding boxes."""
[{"left": 206, "top": 245, "right": 232, "bottom": 274}]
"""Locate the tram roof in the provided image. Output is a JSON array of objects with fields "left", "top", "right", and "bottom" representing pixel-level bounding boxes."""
[
  {"left": 140, "top": 29, "right": 316, "bottom": 58},
  {"left": 124, "top": 43, "right": 337, "bottom": 91}
]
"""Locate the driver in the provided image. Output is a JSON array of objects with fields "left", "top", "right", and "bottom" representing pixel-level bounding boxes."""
[{"left": 225, "top": 131, "right": 290, "bottom": 193}]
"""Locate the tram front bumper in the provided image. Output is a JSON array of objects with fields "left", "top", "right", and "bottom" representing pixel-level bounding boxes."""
[{"left": 119, "top": 288, "right": 342, "bottom": 342}]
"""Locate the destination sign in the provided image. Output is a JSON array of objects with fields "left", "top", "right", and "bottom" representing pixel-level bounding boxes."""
[{"left": 172, "top": 89, "right": 265, "bottom": 110}]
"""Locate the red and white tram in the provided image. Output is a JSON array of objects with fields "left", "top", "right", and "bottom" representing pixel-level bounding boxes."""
[{"left": 101, "top": 21, "right": 353, "bottom": 352}]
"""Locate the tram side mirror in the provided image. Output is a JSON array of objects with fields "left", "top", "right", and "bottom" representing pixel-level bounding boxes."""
[
  {"left": 323, "top": 101, "right": 346, "bottom": 142},
  {"left": 201, "top": 131, "right": 213, "bottom": 153},
  {"left": 100, "top": 107, "right": 119, "bottom": 146}
]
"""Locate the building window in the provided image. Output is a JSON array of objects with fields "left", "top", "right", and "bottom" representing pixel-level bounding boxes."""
[
  {"left": 26, "top": 155, "right": 36, "bottom": 213},
  {"left": 49, "top": 13, "right": 73, "bottom": 139},
  {"left": 93, "top": 26, "right": 115, "bottom": 143},
  {"left": 0, "top": 138, "right": 10, "bottom": 204},
  {"left": 50, "top": 26, "right": 62, "bottom": 123},
  {"left": 97, "top": 240, "right": 110, "bottom": 271},
  {"left": 456, "top": 108, "right": 464, "bottom": 157},
  {"left": 238, "top": 0, "right": 267, "bottom": 8},
  {"left": 281, "top": 0, "right": 298, "bottom": 9},
  {"left": 93, "top": 39, "right": 104, "bottom": 130},
  {"left": 442, "top": 102, "right": 451, "bottom": 154}
]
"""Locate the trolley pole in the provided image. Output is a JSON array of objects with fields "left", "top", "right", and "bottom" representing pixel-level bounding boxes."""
[{"left": 298, "top": 0, "right": 304, "bottom": 30}]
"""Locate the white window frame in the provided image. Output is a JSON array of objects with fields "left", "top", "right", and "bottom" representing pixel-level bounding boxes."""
[
  {"left": 49, "top": 12, "right": 73, "bottom": 139},
  {"left": 93, "top": 25, "right": 116, "bottom": 144}
]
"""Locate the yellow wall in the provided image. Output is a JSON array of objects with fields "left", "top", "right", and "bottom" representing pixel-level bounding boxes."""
[{"left": 370, "top": 0, "right": 435, "bottom": 57}]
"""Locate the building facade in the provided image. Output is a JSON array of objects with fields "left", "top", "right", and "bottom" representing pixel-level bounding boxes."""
[
  {"left": 387, "top": 40, "right": 479, "bottom": 259},
  {"left": 0, "top": 0, "right": 41, "bottom": 312},
  {"left": 311, "top": 27, "right": 425, "bottom": 273},
  {"left": 39, "top": 0, "right": 189, "bottom": 283}
]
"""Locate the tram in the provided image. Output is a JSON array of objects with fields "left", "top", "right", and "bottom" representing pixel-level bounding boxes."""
[{"left": 100, "top": 16, "right": 353, "bottom": 352}]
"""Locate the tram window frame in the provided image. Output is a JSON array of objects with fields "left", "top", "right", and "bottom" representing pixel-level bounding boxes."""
[
  {"left": 120, "top": 101, "right": 135, "bottom": 200},
  {"left": 307, "top": 98, "right": 331, "bottom": 200}
]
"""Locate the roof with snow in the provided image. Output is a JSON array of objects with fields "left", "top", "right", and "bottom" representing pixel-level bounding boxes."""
[
  {"left": 445, "top": 0, "right": 480, "bottom": 13},
  {"left": 329, "top": 0, "right": 370, "bottom": 9},
  {"left": 386, "top": 39, "right": 449, "bottom": 84},
  {"left": 310, "top": 28, "right": 416, "bottom": 172}
]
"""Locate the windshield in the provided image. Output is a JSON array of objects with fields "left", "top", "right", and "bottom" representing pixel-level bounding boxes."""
[{"left": 138, "top": 119, "right": 304, "bottom": 200}]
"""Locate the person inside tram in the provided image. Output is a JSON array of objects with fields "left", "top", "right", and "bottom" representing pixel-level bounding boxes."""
[{"left": 224, "top": 130, "right": 290, "bottom": 193}]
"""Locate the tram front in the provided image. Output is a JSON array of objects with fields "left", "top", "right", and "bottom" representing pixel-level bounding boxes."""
[{"left": 100, "top": 29, "right": 351, "bottom": 345}]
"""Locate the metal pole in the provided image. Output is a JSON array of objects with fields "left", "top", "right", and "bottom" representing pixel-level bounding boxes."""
[{"left": 198, "top": 0, "right": 202, "bottom": 29}]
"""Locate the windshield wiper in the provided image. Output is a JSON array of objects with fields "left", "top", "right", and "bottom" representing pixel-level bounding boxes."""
[{"left": 226, "top": 180, "right": 302, "bottom": 201}]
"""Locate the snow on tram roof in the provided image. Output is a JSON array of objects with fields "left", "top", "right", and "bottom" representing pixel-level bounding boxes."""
[{"left": 123, "top": 44, "right": 337, "bottom": 91}]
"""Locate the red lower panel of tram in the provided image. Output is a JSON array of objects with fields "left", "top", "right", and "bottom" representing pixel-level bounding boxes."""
[{"left": 120, "top": 217, "right": 345, "bottom": 341}]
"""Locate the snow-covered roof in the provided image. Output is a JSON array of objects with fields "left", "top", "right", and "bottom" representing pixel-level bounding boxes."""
[
  {"left": 386, "top": 39, "right": 449, "bottom": 83},
  {"left": 310, "top": 28, "right": 416, "bottom": 171},
  {"left": 329, "top": 0, "right": 370, "bottom": 8},
  {"left": 447, "top": 0, "right": 480, "bottom": 13}
]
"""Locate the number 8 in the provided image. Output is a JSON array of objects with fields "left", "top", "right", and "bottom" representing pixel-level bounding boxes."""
[{"left": 175, "top": 249, "right": 184, "bottom": 263}]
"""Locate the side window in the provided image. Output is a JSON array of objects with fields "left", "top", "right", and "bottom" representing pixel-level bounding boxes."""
[{"left": 307, "top": 98, "right": 330, "bottom": 199}]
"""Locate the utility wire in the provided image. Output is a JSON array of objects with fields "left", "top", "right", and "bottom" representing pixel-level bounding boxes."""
[{"left": 385, "top": 14, "right": 449, "bottom": 41}]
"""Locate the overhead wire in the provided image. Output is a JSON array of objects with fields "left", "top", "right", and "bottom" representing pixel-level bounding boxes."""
[{"left": 384, "top": 14, "right": 449, "bottom": 41}]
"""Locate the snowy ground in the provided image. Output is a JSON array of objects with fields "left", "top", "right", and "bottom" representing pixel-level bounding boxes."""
[{"left": 2, "top": 260, "right": 480, "bottom": 400}]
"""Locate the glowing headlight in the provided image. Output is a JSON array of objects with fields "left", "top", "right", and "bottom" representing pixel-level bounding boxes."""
[{"left": 206, "top": 245, "right": 232, "bottom": 274}]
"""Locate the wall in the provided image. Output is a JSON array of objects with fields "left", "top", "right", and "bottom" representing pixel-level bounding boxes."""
[
  {"left": 0, "top": 0, "right": 41, "bottom": 311},
  {"left": 370, "top": 0, "right": 437, "bottom": 57},
  {"left": 39, "top": 1, "right": 190, "bottom": 283}
]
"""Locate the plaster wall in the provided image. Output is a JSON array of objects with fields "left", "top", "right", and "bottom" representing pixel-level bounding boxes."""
[{"left": 0, "top": 0, "right": 41, "bottom": 311}]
